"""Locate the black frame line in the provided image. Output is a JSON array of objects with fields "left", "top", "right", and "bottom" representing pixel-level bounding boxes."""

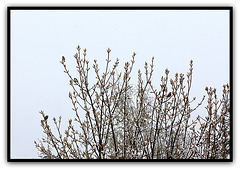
[{"left": 7, "top": 6, "right": 233, "bottom": 162}]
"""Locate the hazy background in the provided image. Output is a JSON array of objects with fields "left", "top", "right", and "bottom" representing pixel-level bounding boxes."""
[{"left": 11, "top": 9, "right": 229, "bottom": 159}]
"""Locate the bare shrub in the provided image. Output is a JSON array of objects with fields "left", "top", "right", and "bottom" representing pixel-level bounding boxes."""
[{"left": 34, "top": 46, "right": 230, "bottom": 159}]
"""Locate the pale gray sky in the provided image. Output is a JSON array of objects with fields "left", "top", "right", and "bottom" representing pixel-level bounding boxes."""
[{"left": 11, "top": 9, "right": 229, "bottom": 158}]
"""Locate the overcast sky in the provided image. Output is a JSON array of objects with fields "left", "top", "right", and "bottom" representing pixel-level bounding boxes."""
[{"left": 11, "top": 9, "right": 229, "bottom": 159}]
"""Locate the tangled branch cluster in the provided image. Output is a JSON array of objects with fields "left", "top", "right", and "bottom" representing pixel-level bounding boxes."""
[{"left": 34, "top": 46, "right": 230, "bottom": 159}]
